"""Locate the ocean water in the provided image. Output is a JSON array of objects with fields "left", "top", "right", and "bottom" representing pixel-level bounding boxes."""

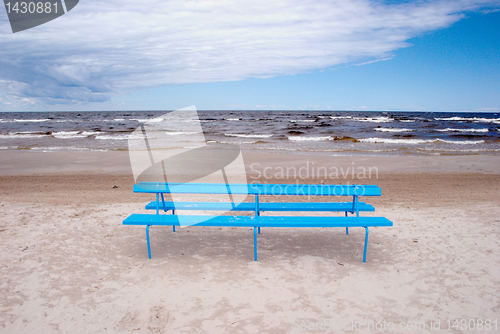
[{"left": 0, "top": 110, "right": 499, "bottom": 155}]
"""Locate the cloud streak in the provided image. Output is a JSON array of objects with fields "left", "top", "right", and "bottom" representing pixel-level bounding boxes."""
[{"left": 0, "top": 0, "right": 498, "bottom": 107}]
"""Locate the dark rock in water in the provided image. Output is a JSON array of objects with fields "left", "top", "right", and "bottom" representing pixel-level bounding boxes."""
[
  {"left": 288, "top": 130, "right": 304, "bottom": 135},
  {"left": 452, "top": 134, "right": 484, "bottom": 139},
  {"left": 333, "top": 136, "right": 358, "bottom": 142}
]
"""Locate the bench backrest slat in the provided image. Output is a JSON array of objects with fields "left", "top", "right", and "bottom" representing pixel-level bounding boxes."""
[{"left": 134, "top": 182, "right": 381, "bottom": 196}]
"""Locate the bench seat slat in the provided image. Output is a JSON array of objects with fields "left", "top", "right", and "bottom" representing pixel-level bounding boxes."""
[
  {"left": 145, "top": 201, "right": 375, "bottom": 212},
  {"left": 123, "top": 214, "right": 392, "bottom": 228}
]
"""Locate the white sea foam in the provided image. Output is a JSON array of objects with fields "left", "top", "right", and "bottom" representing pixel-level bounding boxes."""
[
  {"left": 290, "top": 120, "right": 315, "bottom": 123},
  {"left": 375, "top": 128, "right": 413, "bottom": 132},
  {"left": 51, "top": 131, "right": 87, "bottom": 139},
  {"left": 353, "top": 116, "right": 393, "bottom": 123},
  {"left": 130, "top": 117, "right": 164, "bottom": 123},
  {"left": 288, "top": 136, "right": 333, "bottom": 141},
  {"left": 436, "top": 128, "right": 489, "bottom": 133},
  {"left": 218, "top": 140, "right": 257, "bottom": 144},
  {"left": 330, "top": 116, "right": 352, "bottom": 120},
  {"left": 81, "top": 131, "right": 102, "bottom": 136},
  {"left": 360, "top": 137, "right": 431, "bottom": 144},
  {"left": 165, "top": 131, "right": 201, "bottom": 136},
  {"left": 227, "top": 118, "right": 240, "bottom": 121},
  {"left": 360, "top": 137, "right": 485, "bottom": 145},
  {"left": 435, "top": 117, "right": 472, "bottom": 121},
  {"left": 225, "top": 134, "right": 273, "bottom": 138},
  {"left": 13, "top": 119, "right": 50, "bottom": 122},
  {"left": 435, "top": 117, "right": 500, "bottom": 124},
  {"left": 49, "top": 131, "right": 102, "bottom": 139},
  {"left": 94, "top": 135, "right": 118, "bottom": 140},
  {"left": 399, "top": 120, "right": 415, "bottom": 123},
  {"left": 439, "top": 139, "right": 485, "bottom": 145},
  {"left": 114, "top": 118, "right": 126, "bottom": 121},
  {"left": 96, "top": 134, "right": 145, "bottom": 140}
]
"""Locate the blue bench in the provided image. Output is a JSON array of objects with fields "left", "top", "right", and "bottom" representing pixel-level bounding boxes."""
[{"left": 123, "top": 183, "right": 393, "bottom": 262}]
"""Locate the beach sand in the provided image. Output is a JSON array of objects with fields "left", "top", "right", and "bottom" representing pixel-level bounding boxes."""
[{"left": 1, "top": 150, "right": 499, "bottom": 333}]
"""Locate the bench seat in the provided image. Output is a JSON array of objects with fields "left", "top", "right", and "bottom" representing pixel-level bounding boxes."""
[
  {"left": 145, "top": 201, "right": 375, "bottom": 212},
  {"left": 123, "top": 214, "right": 392, "bottom": 262},
  {"left": 124, "top": 213, "right": 390, "bottom": 227}
]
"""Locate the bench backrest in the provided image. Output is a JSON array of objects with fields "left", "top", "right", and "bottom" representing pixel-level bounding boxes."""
[{"left": 134, "top": 182, "right": 381, "bottom": 196}]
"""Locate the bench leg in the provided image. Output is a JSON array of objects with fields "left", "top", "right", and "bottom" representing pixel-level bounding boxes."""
[
  {"left": 172, "top": 210, "right": 176, "bottom": 232},
  {"left": 254, "top": 227, "right": 258, "bottom": 261},
  {"left": 345, "top": 212, "right": 349, "bottom": 235},
  {"left": 363, "top": 227, "right": 368, "bottom": 263},
  {"left": 258, "top": 227, "right": 261, "bottom": 234},
  {"left": 146, "top": 225, "right": 152, "bottom": 259}
]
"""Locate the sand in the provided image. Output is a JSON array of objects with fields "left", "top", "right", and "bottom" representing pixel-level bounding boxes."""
[{"left": 1, "top": 150, "right": 500, "bottom": 333}]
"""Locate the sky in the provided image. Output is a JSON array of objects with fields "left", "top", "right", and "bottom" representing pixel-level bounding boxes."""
[{"left": 0, "top": 0, "right": 499, "bottom": 112}]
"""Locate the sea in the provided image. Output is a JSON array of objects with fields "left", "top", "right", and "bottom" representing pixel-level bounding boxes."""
[{"left": 0, "top": 110, "right": 499, "bottom": 156}]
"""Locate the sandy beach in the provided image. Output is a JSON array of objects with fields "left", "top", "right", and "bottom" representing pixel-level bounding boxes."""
[{"left": 1, "top": 150, "right": 500, "bottom": 333}]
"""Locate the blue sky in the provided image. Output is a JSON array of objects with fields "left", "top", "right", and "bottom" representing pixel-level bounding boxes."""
[{"left": 0, "top": 0, "right": 499, "bottom": 112}]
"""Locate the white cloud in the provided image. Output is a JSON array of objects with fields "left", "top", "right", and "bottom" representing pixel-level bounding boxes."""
[{"left": 0, "top": 0, "right": 498, "bottom": 106}]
